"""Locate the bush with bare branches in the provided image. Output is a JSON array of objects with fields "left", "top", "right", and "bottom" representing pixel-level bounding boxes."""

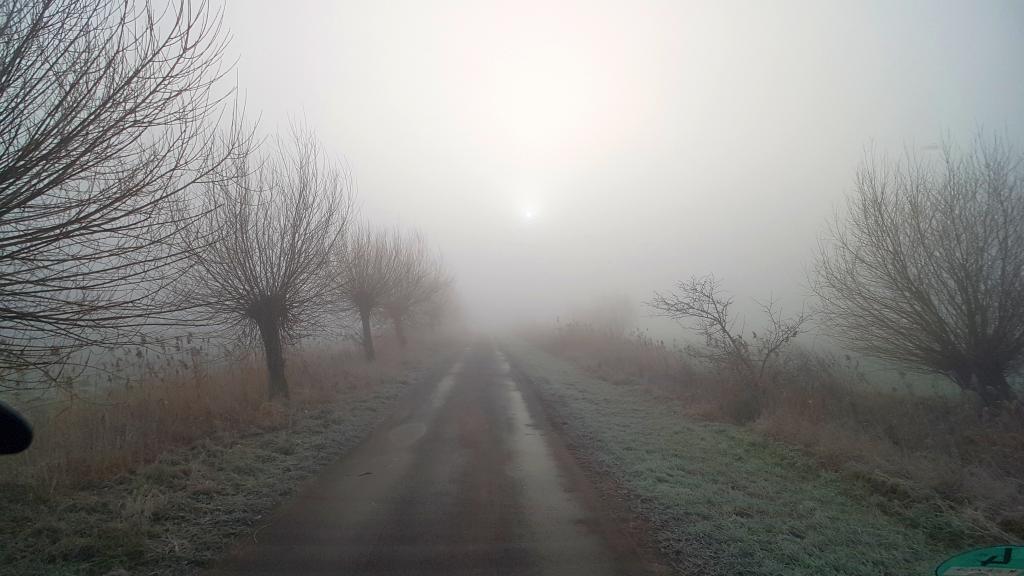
[{"left": 649, "top": 275, "right": 810, "bottom": 418}]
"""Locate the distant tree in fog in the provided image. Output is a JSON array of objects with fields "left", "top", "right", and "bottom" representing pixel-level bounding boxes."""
[
  {"left": 815, "top": 138, "right": 1024, "bottom": 407},
  {"left": 383, "top": 232, "right": 450, "bottom": 348},
  {"left": 0, "top": 0, "right": 242, "bottom": 382},
  {"left": 334, "top": 227, "right": 402, "bottom": 362},
  {"left": 422, "top": 284, "right": 460, "bottom": 331},
  {"left": 181, "top": 129, "right": 351, "bottom": 399},
  {"left": 649, "top": 275, "right": 809, "bottom": 402}
]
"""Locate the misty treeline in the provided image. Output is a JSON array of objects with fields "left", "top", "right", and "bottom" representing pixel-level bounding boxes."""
[
  {"left": 0, "top": 0, "right": 453, "bottom": 398},
  {"left": 646, "top": 137, "right": 1024, "bottom": 413}
]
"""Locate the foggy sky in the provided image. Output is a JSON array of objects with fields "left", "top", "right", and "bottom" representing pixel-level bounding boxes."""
[{"left": 217, "top": 0, "right": 1024, "bottom": 332}]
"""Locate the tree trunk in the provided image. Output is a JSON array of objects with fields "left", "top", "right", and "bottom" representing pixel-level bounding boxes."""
[
  {"left": 976, "top": 367, "right": 1013, "bottom": 406},
  {"left": 360, "top": 306, "right": 376, "bottom": 362},
  {"left": 256, "top": 319, "right": 288, "bottom": 400},
  {"left": 393, "top": 316, "right": 407, "bottom": 348},
  {"left": 953, "top": 363, "right": 1014, "bottom": 408}
]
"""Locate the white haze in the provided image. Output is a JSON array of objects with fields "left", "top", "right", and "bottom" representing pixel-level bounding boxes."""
[{"left": 217, "top": 0, "right": 1024, "bottom": 334}]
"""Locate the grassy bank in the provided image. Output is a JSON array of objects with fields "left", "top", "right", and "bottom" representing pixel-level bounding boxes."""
[
  {"left": 505, "top": 340, "right": 1005, "bottom": 576},
  {"left": 537, "top": 324, "right": 1024, "bottom": 538},
  {"left": 0, "top": 339, "right": 457, "bottom": 576}
]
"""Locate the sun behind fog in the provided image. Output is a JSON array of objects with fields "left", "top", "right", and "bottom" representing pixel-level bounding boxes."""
[{"left": 518, "top": 199, "right": 545, "bottom": 225}]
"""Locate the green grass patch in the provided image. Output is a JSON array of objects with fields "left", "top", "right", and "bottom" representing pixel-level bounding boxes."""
[{"left": 505, "top": 341, "right": 998, "bottom": 576}]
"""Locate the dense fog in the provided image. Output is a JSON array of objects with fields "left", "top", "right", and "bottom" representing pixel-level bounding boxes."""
[
  {"left": 221, "top": 0, "right": 1024, "bottom": 333},
  {"left": 5, "top": 3, "right": 1024, "bottom": 574}
]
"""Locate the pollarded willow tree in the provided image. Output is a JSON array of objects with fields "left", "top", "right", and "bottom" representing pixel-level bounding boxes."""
[
  {"left": 0, "top": 0, "right": 242, "bottom": 384},
  {"left": 383, "top": 232, "right": 450, "bottom": 348},
  {"left": 815, "top": 138, "right": 1024, "bottom": 406},
  {"left": 181, "top": 129, "right": 351, "bottom": 399},
  {"left": 334, "top": 226, "right": 402, "bottom": 362}
]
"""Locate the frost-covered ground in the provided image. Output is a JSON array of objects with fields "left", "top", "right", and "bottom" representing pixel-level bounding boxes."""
[
  {"left": 505, "top": 340, "right": 993, "bottom": 576},
  {"left": 0, "top": 355, "right": 452, "bottom": 576}
]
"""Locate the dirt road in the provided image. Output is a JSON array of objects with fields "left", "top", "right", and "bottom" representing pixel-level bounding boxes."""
[{"left": 205, "top": 341, "right": 656, "bottom": 575}]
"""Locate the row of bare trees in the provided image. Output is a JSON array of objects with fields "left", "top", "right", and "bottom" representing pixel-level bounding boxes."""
[
  {"left": 180, "top": 129, "right": 452, "bottom": 398},
  {"left": 337, "top": 227, "right": 450, "bottom": 362},
  {"left": 0, "top": 0, "right": 454, "bottom": 400},
  {"left": 651, "top": 136, "right": 1024, "bottom": 410}
]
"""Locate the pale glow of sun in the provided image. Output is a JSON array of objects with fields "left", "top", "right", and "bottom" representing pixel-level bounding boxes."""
[{"left": 518, "top": 199, "right": 541, "bottom": 224}]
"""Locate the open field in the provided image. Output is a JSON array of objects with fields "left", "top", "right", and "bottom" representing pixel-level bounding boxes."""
[{"left": 504, "top": 340, "right": 1012, "bottom": 575}]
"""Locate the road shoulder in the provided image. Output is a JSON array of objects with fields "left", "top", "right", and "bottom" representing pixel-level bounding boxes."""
[{"left": 501, "top": 349, "right": 675, "bottom": 576}]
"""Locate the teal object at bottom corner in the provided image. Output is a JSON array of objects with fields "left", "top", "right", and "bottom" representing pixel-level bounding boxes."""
[{"left": 936, "top": 546, "right": 1024, "bottom": 575}]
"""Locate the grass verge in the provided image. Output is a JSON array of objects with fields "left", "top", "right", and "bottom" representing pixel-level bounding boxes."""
[
  {"left": 505, "top": 340, "right": 1003, "bottom": 576},
  {"left": 0, "top": 343, "right": 456, "bottom": 576},
  {"left": 537, "top": 324, "right": 1024, "bottom": 538}
]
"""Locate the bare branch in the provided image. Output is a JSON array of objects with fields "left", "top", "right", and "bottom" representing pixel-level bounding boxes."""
[{"left": 0, "top": 0, "right": 244, "bottom": 383}]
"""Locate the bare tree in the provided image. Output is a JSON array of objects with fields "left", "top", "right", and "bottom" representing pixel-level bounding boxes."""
[
  {"left": 649, "top": 275, "right": 809, "bottom": 390},
  {"left": 421, "top": 282, "right": 460, "bottom": 332},
  {"left": 334, "top": 226, "right": 403, "bottom": 361},
  {"left": 815, "top": 138, "right": 1024, "bottom": 406},
  {"left": 383, "top": 232, "right": 450, "bottom": 348},
  {"left": 0, "top": 0, "right": 241, "bottom": 382},
  {"left": 181, "top": 129, "right": 351, "bottom": 399}
]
